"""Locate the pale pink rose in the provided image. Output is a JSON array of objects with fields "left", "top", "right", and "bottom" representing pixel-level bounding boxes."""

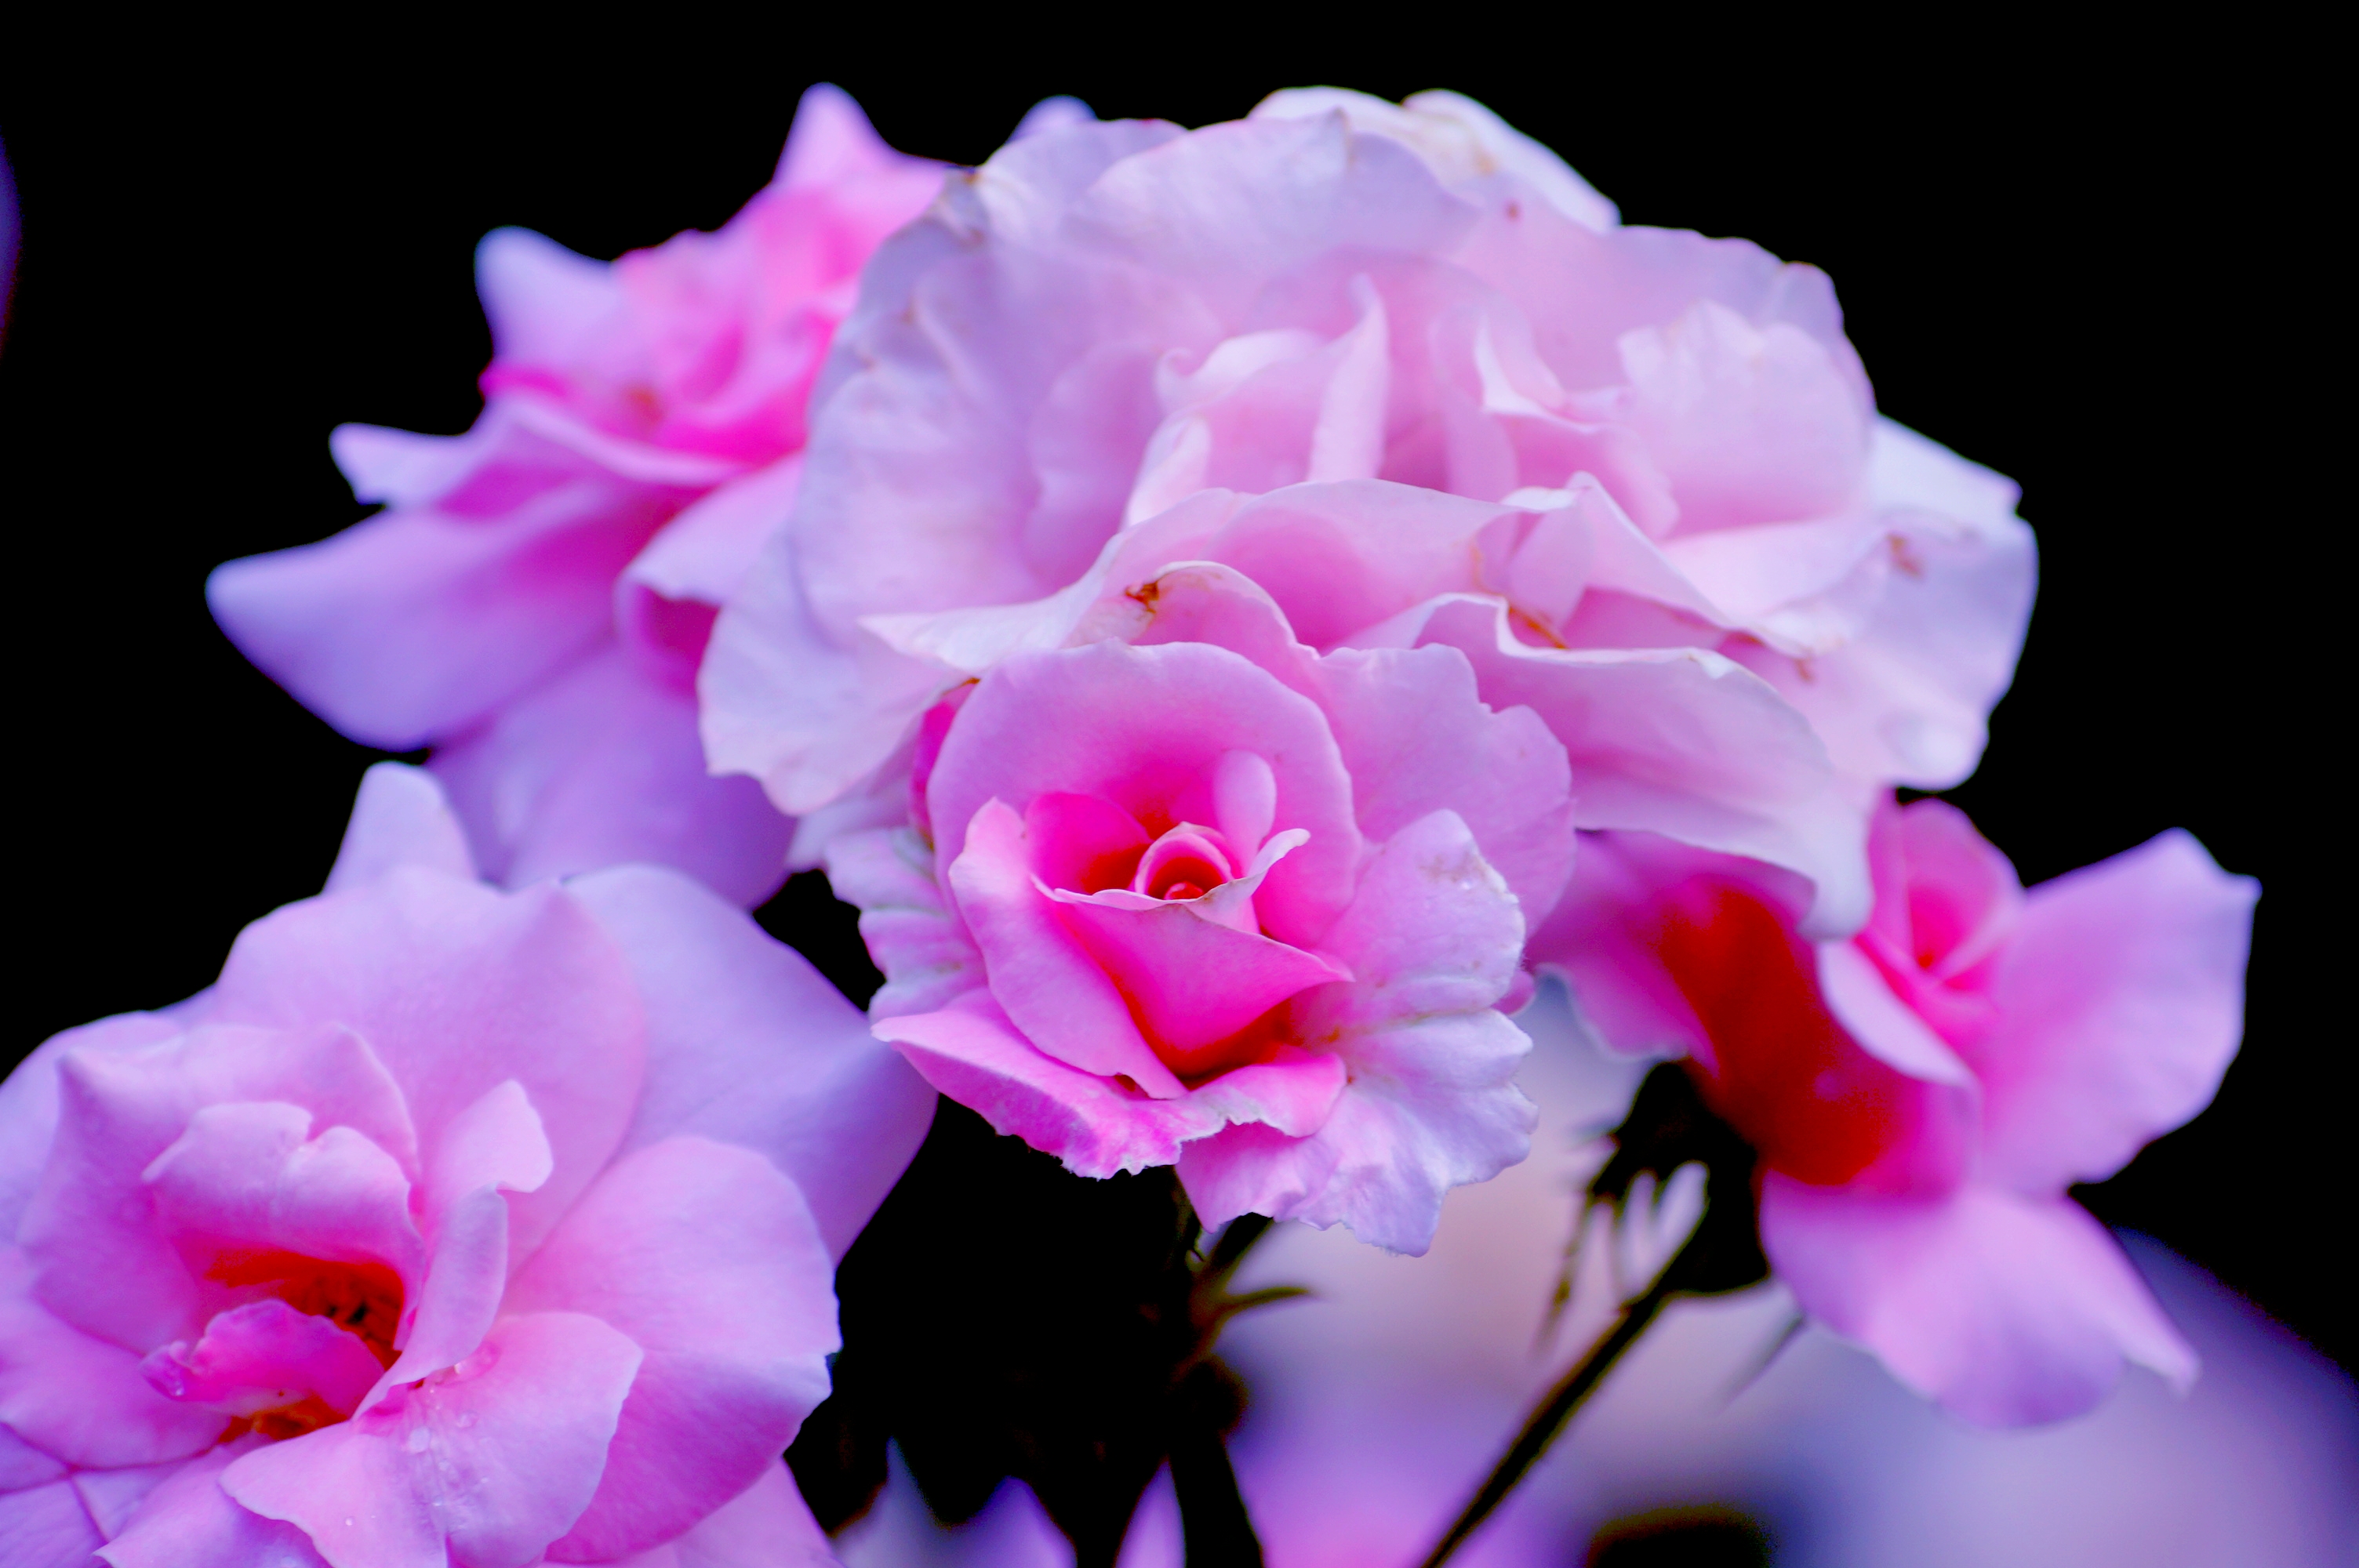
[
  {"left": 209, "top": 86, "right": 943, "bottom": 906},
  {"left": 830, "top": 563, "right": 1568, "bottom": 1254},
  {"left": 1535, "top": 799, "right": 2257, "bottom": 1425},
  {"left": 705, "top": 90, "right": 2035, "bottom": 932},
  {"left": 0, "top": 764, "right": 932, "bottom": 1565}
]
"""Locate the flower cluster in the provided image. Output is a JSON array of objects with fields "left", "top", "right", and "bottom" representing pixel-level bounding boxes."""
[{"left": 4, "top": 83, "right": 2257, "bottom": 1566}]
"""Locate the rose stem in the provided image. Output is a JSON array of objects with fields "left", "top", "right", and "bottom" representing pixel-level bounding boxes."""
[{"left": 1414, "top": 1235, "right": 1694, "bottom": 1568}]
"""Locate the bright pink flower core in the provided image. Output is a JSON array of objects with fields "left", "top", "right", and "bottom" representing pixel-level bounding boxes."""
[
  {"left": 140, "top": 1248, "right": 405, "bottom": 1443},
  {"left": 1650, "top": 877, "right": 1916, "bottom": 1186}
]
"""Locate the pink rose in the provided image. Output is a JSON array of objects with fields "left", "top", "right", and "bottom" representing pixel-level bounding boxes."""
[
  {"left": 705, "top": 90, "right": 2034, "bottom": 931},
  {"left": 209, "top": 86, "right": 943, "bottom": 906},
  {"left": 0, "top": 764, "right": 932, "bottom": 1564},
  {"left": 1538, "top": 799, "right": 2257, "bottom": 1424},
  {"left": 829, "top": 564, "right": 1569, "bottom": 1253}
]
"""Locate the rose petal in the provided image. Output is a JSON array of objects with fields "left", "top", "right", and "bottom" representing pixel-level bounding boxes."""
[
  {"left": 207, "top": 417, "right": 674, "bottom": 750},
  {"left": 142, "top": 1299, "right": 383, "bottom": 1418},
  {"left": 24, "top": 1024, "right": 417, "bottom": 1352},
  {"left": 0, "top": 1012, "right": 182, "bottom": 1241},
  {"left": 323, "top": 764, "right": 479, "bottom": 893},
  {"left": 1814, "top": 943, "right": 1976, "bottom": 1088},
  {"left": 224, "top": 1310, "right": 642, "bottom": 1568},
  {"left": 1735, "top": 419, "right": 2035, "bottom": 788},
  {"left": 1976, "top": 831, "right": 2258, "bottom": 1194},
  {"left": 1619, "top": 299, "right": 1870, "bottom": 535},
  {"left": 618, "top": 457, "right": 803, "bottom": 641},
  {"left": 1070, "top": 113, "right": 1477, "bottom": 323},
  {"left": 947, "top": 799, "right": 1186, "bottom": 1097},
  {"left": 1372, "top": 593, "right": 1868, "bottom": 935},
  {"left": 1049, "top": 895, "right": 1349, "bottom": 1065},
  {"left": 663, "top": 1458, "right": 840, "bottom": 1568},
  {"left": 142, "top": 1102, "right": 423, "bottom": 1301},
  {"left": 203, "top": 870, "right": 645, "bottom": 1261},
  {"left": 1760, "top": 1177, "right": 2197, "bottom": 1427},
  {"left": 0, "top": 1475, "right": 107, "bottom": 1568},
  {"left": 821, "top": 826, "right": 984, "bottom": 1022},
  {"left": 1027, "top": 791, "right": 1153, "bottom": 895},
  {"left": 0, "top": 1422, "right": 69, "bottom": 1490},
  {"left": 0, "top": 1248, "right": 223, "bottom": 1469},
  {"left": 472, "top": 228, "right": 627, "bottom": 376},
  {"left": 507, "top": 1138, "right": 834, "bottom": 1562},
  {"left": 427, "top": 642, "right": 791, "bottom": 906},
  {"left": 567, "top": 862, "right": 936, "bottom": 1259},
  {"left": 929, "top": 640, "right": 1363, "bottom": 948},
  {"left": 878, "top": 993, "right": 1230, "bottom": 1178},
  {"left": 369, "top": 1080, "right": 551, "bottom": 1401},
  {"left": 1183, "top": 811, "right": 1535, "bottom": 1253},
  {"left": 97, "top": 1441, "right": 328, "bottom": 1568},
  {"left": 72, "top": 1456, "right": 185, "bottom": 1541}
]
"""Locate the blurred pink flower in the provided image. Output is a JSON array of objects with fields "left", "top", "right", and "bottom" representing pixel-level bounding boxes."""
[
  {"left": 0, "top": 764, "right": 932, "bottom": 1565},
  {"left": 830, "top": 563, "right": 1568, "bottom": 1253},
  {"left": 1538, "top": 799, "right": 2257, "bottom": 1423},
  {"left": 210, "top": 87, "right": 943, "bottom": 906},
  {"left": 705, "top": 89, "right": 2035, "bottom": 934}
]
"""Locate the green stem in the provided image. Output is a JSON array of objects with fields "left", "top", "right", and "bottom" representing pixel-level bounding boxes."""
[
  {"left": 1201, "top": 1212, "right": 1274, "bottom": 1286},
  {"left": 1162, "top": 1214, "right": 1281, "bottom": 1565},
  {"left": 1416, "top": 1245, "right": 1688, "bottom": 1568},
  {"left": 1169, "top": 1366, "right": 1266, "bottom": 1567}
]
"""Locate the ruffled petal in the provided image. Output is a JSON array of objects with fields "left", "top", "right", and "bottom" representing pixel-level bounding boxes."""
[
  {"left": 474, "top": 228, "right": 628, "bottom": 374},
  {"left": 1369, "top": 593, "right": 1867, "bottom": 935},
  {"left": 1120, "top": 563, "right": 1576, "bottom": 921},
  {"left": 1182, "top": 811, "right": 1534, "bottom": 1253},
  {"left": 877, "top": 993, "right": 1230, "bottom": 1178},
  {"left": 616, "top": 458, "right": 803, "bottom": 673},
  {"left": 820, "top": 826, "right": 984, "bottom": 1021},
  {"left": 141, "top": 1300, "right": 383, "bottom": 1419},
  {"left": 24, "top": 1023, "right": 417, "bottom": 1352},
  {"left": 1618, "top": 299, "right": 1869, "bottom": 535},
  {"left": 1252, "top": 87, "right": 1617, "bottom": 229},
  {"left": 1732, "top": 419, "right": 2035, "bottom": 788},
  {"left": 700, "top": 527, "right": 953, "bottom": 815},
  {"left": 926, "top": 640, "right": 1363, "bottom": 949},
  {"left": 1181, "top": 1011, "right": 1532, "bottom": 1257},
  {"left": 141, "top": 1102, "right": 423, "bottom": 1301},
  {"left": 1069, "top": 112, "right": 1478, "bottom": 323},
  {"left": 202, "top": 870, "right": 645, "bottom": 1261}
]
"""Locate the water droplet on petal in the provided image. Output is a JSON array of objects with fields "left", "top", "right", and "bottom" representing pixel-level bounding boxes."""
[{"left": 449, "top": 1345, "right": 499, "bottom": 1381}]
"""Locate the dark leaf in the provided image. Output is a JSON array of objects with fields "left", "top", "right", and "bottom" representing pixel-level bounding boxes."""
[
  {"left": 790, "top": 1099, "right": 1278, "bottom": 1564},
  {"left": 1591, "top": 1062, "right": 1768, "bottom": 1298}
]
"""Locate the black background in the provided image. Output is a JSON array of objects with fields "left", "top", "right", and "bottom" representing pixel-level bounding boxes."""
[{"left": 2, "top": 26, "right": 2335, "bottom": 1371}]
